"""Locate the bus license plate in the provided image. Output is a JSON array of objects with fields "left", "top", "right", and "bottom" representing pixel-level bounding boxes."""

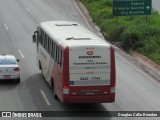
[
  {"left": 86, "top": 92, "right": 95, "bottom": 95},
  {"left": 80, "top": 77, "right": 101, "bottom": 80}
]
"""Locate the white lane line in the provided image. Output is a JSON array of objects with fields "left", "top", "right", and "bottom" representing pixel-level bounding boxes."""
[
  {"left": 25, "top": 8, "right": 30, "bottom": 13},
  {"left": 73, "top": 0, "right": 92, "bottom": 31},
  {"left": 40, "top": 90, "right": 51, "bottom": 106},
  {"left": 18, "top": 50, "right": 25, "bottom": 59},
  {"left": 4, "top": 24, "right": 8, "bottom": 30}
]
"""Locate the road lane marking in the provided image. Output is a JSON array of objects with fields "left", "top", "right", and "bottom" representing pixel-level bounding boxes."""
[
  {"left": 46, "top": 0, "right": 81, "bottom": 23},
  {"left": 4, "top": 24, "right": 8, "bottom": 30},
  {"left": 73, "top": 0, "right": 92, "bottom": 31},
  {"left": 25, "top": 8, "right": 30, "bottom": 13},
  {"left": 18, "top": 50, "right": 25, "bottom": 59},
  {"left": 40, "top": 90, "right": 51, "bottom": 106}
]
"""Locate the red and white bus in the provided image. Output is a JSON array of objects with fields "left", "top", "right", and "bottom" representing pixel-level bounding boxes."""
[{"left": 33, "top": 21, "right": 116, "bottom": 103}]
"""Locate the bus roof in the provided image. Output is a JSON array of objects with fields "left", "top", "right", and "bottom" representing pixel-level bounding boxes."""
[{"left": 40, "top": 21, "right": 110, "bottom": 47}]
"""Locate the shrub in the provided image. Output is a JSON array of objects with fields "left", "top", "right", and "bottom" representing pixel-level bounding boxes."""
[
  {"left": 82, "top": 0, "right": 160, "bottom": 64},
  {"left": 109, "top": 25, "right": 125, "bottom": 42},
  {"left": 100, "top": 0, "right": 112, "bottom": 7},
  {"left": 121, "top": 31, "right": 139, "bottom": 50}
]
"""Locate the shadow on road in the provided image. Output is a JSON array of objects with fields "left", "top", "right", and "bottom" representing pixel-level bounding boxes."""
[{"left": 0, "top": 80, "right": 19, "bottom": 91}]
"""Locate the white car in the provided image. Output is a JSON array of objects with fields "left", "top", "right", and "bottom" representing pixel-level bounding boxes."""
[{"left": 0, "top": 55, "right": 20, "bottom": 83}]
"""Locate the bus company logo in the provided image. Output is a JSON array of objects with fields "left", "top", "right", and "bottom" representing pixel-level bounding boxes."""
[{"left": 87, "top": 50, "right": 93, "bottom": 55}]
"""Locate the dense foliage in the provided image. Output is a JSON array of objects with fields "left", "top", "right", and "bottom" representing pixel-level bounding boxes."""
[{"left": 82, "top": 0, "right": 160, "bottom": 64}]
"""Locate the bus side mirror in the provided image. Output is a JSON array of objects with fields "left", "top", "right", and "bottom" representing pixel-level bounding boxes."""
[
  {"left": 33, "top": 34, "right": 37, "bottom": 43},
  {"left": 33, "top": 31, "right": 38, "bottom": 43}
]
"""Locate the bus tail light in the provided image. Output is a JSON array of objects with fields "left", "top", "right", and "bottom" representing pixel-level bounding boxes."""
[
  {"left": 111, "top": 83, "right": 116, "bottom": 93},
  {"left": 63, "top": 85, "right": 69, "bottom": 94}
]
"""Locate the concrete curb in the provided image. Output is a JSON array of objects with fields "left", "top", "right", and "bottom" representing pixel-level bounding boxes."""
[{"left": 116, "top": 48, "right": 160, "bottom": 81}]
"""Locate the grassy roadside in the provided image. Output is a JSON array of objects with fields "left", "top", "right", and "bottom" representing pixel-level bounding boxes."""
[{"left": 81, "top": 0, "right": 160, "bottom": 65}]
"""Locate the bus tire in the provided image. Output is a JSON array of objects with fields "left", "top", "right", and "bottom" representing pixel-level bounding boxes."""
[
  {"left": 39, "top": 62, "right": 44, "bottom": 77},
  {"left": 41, "top": 69, "right": 45, "bottom": 78},
  {"left": 39, "top": 61, "right": 45, "bottom": 78},
  {"left": 54, "top": 91, "right": 58, "bottom": 100},
  {"left": 51, "top": 79, "right": 58, "bottom": 100}
]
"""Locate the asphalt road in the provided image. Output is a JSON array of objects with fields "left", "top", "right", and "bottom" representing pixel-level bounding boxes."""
[{"left": 0, "top": 0, "right": 160, "bottom": 120}]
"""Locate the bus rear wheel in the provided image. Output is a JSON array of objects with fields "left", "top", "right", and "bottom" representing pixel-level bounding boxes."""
[
  {"left": 51, "top": 79, "right": 58, "bottom": 100},
  {"left": 54, "top": 92, "right": 58, "bottom": 100}
]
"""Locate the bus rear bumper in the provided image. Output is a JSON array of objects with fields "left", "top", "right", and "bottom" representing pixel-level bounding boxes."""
[{"left": 62, "top": 94, "right": 115, "bottom": 104}]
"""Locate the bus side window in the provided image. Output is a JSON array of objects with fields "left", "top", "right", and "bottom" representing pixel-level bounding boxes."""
[
  {"left": 48, "top": 38, "right": 51, "bottom": 54},
  {"left": 54, "top": 45, "right": 57, "bottom": 61},
  {"left": 59, "top": 49, "right": 62, "bottom": 67},
  {"left": 58, "top": 48, "right": 60, "bottom": 65},
  {"left": 46, "top": 36, "right": 49, "bottom": 53},
  {"left": 43, "top": 33, "right": 46, "bottom": 50},
  {"left": 44, "top": 34, "right": 47, "bottom": 51},
  {"left": 51, "top": 41, "right": 55, "bottom": 59},
  {"left": 53, "top": 42, "right": 55, "bottom": 59},
  {"left": 42, "top": 31, "right": 45, "bottom": 48},
  {"left": 41, "top": 30, "right": 43, "bottom": 46},
  {"left": 50, "top": 40, "right": 53, "bottom": 58},
  {"left": 56, "top": 45, "right": 59, "bottom": 63}
]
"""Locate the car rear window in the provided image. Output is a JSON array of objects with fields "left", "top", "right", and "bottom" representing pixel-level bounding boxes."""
[{"left": 0, "top": 58, "right": 17, "bottom": 65}]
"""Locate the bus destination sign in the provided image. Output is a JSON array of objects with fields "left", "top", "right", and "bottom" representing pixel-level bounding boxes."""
[{"left": 112, "top": 0, "right": 152, "bottom": 16}]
